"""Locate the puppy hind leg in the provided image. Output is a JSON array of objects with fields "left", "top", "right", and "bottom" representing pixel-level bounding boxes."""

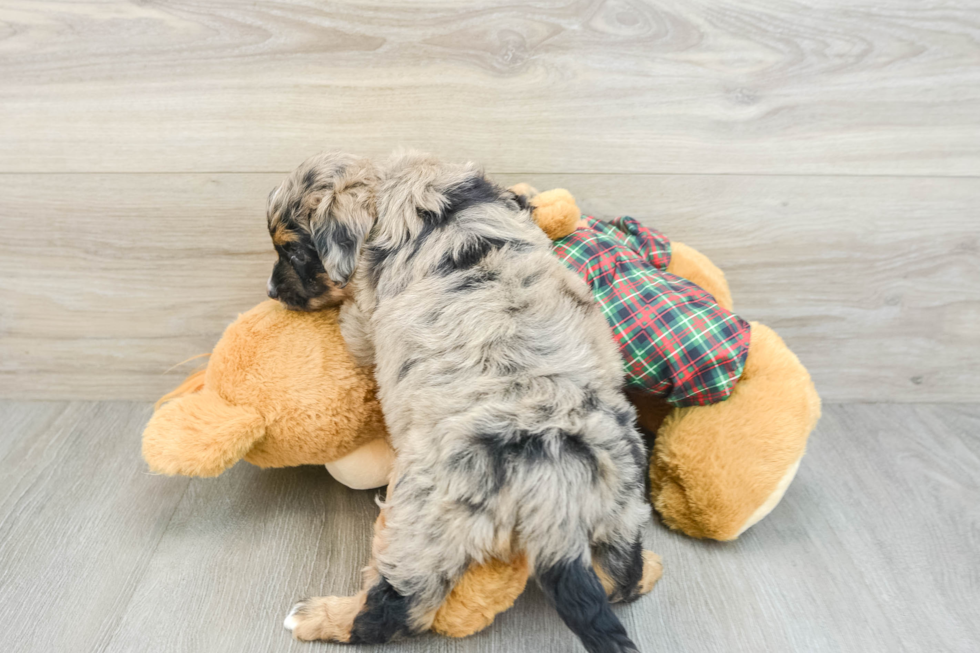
[
  {"left": 284, "top": 591, "right": 368, "bottom": 643},
  {"left": 351, "top": 495, "right": 474, "bottom": 643},
  {"left": 285, "top": 482, "right": 394, "bottom": 642},
  {"left": 285, "top": 537, "right": 467, "bottom": 644},
  {"left": 536, "top": 553, "right": 640, "bottom": 653},
  {"left": 347, "top": 572, "right": 438, "bottom": 644},
  {"left": 347, "top": 554, "right": 470, "bottom": 642},
  {"left": 284, "top": 544, "right": 383, "bottom": 643},
  {"left": 285, "top": 567, "right": 455, "bottom": 644},
  {"left": 592, "top": 537, "right": 663, "bottom": 604}
]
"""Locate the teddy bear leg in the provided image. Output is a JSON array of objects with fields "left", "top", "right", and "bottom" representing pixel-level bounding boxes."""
[
  {"left": 736, "top": 456, "right": 803, "bottom": 536},
  {"left": 649, "top": 322, "right": 821, "bottom": 540},
  {"left": 324, "top": 438, "right": 396, "bottom": 490},
  {"left": 431, "top": 554, "right": 530, "bottom": 637}
]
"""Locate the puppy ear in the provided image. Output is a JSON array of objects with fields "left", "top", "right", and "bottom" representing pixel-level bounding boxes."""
[{"left": 310, "top": 165, "right": 377, "bottom": 286}]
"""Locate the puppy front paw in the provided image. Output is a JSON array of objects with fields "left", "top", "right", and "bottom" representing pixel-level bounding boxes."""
[
  {"left": 283, "top": 601, "right": 305, "bottom": 632},
  {"left": 284, "top": 595, "right": 363, "bottom": 642}
]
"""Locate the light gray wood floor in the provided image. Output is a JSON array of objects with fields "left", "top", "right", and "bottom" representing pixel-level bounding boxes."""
[{"left": 0, "top": 401, "right": 976, "bottom": 653}]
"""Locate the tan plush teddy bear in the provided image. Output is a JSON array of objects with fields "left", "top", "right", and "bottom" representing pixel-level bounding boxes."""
[
  {"left": 142, "top": 185, "right": 818, "bottom": 636},
  {"left": 142, "top": 301, "right": 393, "bottom": 487},
  {"left": 518, "top": 186, "right": 820, "bottom": 541}
]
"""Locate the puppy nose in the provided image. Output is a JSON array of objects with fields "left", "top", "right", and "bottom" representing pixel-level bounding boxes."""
[{"left": 267, "top": 277, "right": 279, "bottom": 299}]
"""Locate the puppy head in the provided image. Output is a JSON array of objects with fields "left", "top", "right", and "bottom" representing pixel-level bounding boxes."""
[{"left": 266, "top": 152, "right": 378, "bottom": 310}]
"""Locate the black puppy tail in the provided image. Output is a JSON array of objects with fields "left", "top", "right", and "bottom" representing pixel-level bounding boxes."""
[{"left": 537, "top": 557, "right": 640, "bottom": 653}]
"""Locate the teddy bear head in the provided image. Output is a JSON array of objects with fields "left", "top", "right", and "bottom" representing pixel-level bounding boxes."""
[{"left": 142, "top": 300, "right": 387, "bottom": 477}]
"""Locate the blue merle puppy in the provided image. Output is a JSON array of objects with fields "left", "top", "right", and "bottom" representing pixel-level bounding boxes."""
[{"left": 271, "top": 151, "right": 661, "bottom": 653}]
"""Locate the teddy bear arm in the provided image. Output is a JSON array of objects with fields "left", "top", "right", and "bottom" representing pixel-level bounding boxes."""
[
  {"left": 508, "top": 182, "right": 539, "bottom": 199},
  {"left": 666, "top": 241, "right": 734, "bottom": 311},
  {"left": 510, "top": 186, "right": 581, "bottom": 241},
  {"left": 629, "top": 241, "right": 734, "bottom": 435}
]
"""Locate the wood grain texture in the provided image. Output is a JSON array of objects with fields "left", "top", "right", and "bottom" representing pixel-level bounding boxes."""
[
  {"left": 0, "top": 401, "right": 190, "bottom": 653},
  {"left": 102, "top": 465, "right": 379, "bottom": 653},
  {"left": 0, "top": 0, "right": 978, "bottom": 175},
  {"left": 631, "top": 403, "right": 980, "bottom": 653},
  {"left": 1, "top": 172, "right": 977, "bottom": 402},
  {"left": 518, "top": 173, "right": 980, "bottom": 404},
  {"left": 0, "top": 402, "right": 977, "bottom": 652}
]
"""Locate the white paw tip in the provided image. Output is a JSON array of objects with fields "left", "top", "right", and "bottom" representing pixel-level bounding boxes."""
[{"left": 283, "top": 605, "right": 301, "bottom": 631}]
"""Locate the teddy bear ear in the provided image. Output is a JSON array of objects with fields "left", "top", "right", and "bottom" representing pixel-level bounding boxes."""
[
  {"left": 141, "top": 389, "right": 266, "bottom": 477},
  {"left": 508, "top": 182, "right": 539, "bottom": 200},
  {"left": 528, "top": 188, "right": 581, "bottom": 241}
]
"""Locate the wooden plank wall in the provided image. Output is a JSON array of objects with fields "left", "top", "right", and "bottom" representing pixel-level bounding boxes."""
[{"left": 1, "top": 0, "right": 978, "bottom": 402}]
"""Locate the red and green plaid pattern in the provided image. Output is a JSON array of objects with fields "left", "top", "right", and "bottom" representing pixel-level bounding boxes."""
[{"left": 552, "top": 217, "right": 751, "bottom": 407}]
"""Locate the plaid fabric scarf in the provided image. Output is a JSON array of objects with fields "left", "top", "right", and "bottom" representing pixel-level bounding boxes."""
[{"left": 551, "top": 217, "right": 751, "bottom": 407}]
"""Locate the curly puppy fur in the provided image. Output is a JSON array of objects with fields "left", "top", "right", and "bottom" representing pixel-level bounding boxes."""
[
  {"left": 266, "top": 152, "right": 378, "bottom": 310},
  {"left": 273, "top": 152, "right": 656, "bottom": 653}
]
